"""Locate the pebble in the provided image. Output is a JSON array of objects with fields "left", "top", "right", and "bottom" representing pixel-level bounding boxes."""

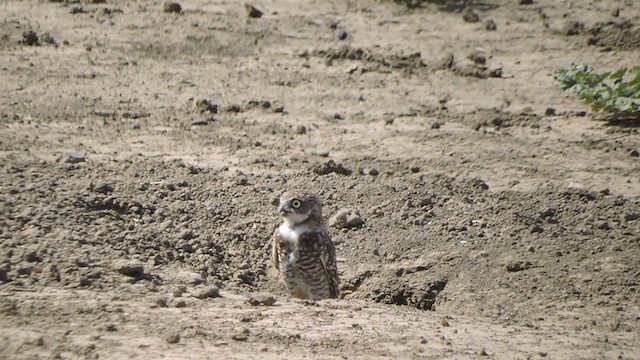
[
  {"left": 336, "top": 30, "right": 348, "bottom": 40},
  {"left": 65, "top": 152, "right": 86, "bottom": 164},
  {"left": 311, "top": 149, "right": 330, "bottom": 157}
]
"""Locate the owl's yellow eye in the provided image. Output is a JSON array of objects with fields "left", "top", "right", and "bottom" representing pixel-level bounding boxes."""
[{"left": 291, "top": 199, "right": 302, "bottom": 209}]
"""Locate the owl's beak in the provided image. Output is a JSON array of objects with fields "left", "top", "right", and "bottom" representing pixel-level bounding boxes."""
[{"left": 278, "top": 205, "right": 290, "bottom": 216}]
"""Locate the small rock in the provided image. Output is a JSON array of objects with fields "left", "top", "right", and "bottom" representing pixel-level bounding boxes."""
[
  {"left": 105, "top": 324, "right": 117, "bottom": 332},
  {"left": 624, "top": 212, "right": 640, "bottom": 222},
  {"left": 367, "top": 168, "right": 379, "bottom": 176},
  {"left": 530, "top": 225, "right": 543, "bottom": 234},
  {"left": 111, "top": 259, "right": 145, "bottom": 278},
  {"left": 192, "top": 286, "right": 220, "bottom": 299},
  {"left": 597, "top": 221, "right": 610, "bottom": 230},
  {"left": 65, "top": 152, "right": 86, "bottom": 164},
  {"left": 174, "top": 299, "right": 187, "bottom": 308},
  {"left": 24, "top": 250, "right": 40, "bottom": 263},
  {"left": 544, "top": 107, "right": 556, "bottom": 116},
  {"left": 311, "top": 149, "right": 330, "bottom": 157},
  {"left": 78, "top": 276, "right": 92, "bottom": 287},
  {"left": 226, "top": 104, "right": 242, "bottom": 113},
  {"left": 295, "top": 125, "right": 307, "bottom": 135},
  {"left": 462, "top": 8, "right": 480, "bottom": 23},
  {"left": 165, "top": 333, "right": 180, "bottom": 344},
  {"left": 519, "top": 0, "right": 533, "bottom": 4},
  {"left": 630, "top": 149, "right": 639, "bottom": 157},
  {"left": 180, "top": 230, "right": 195, "bottom": 240},
  {"left": 41, "top": 33, "right": 56, "bottom": 45},
  {"left": 70, "top": 7, "right": 87, "bottom": 14},
  {"left": 190, "top": 116, "right": 210, "bottom": 126},
  {"left": 484, "top": 19, "right": 497, "bottom": 31},
  {"left": 173, "top": 285, "right": 187, "bottom": 297},
  {"left": 611, "top": 8, "right": 620, "bottom": 17},
  {"left": 467, "top": 51, "right": 486, "bottom": 65},
  {"left": 432, "top": 53, "right": 454, "bottom": 70},
  {"left": 336, "top": 30, "right": 348, "bottom": 40},
  {"left": 176, "top": 271, "right": 205, "bottom": 285},
  {"left": 247, "top": 295, "right": 277, "bottom": 306},
  {"left": 329, "top": 208, "right": 364, "bottom": 229},
  {"left": 22, "top": 31, "right": 39, "bottom": 46},
  {"left": 196, "top": 99, "right": 218, "bottom": 113},
  {"left": 163, "top": 2, "right": 182, "bottom": 13},
  {"left": 440, "top": 319, "right": 450, "bottom": 327},
  {"left": 480, "top": 348, "right": 489, "bottom": 356},
  {"left": 92, "top": 182, "right": 114, "bottom": 194},
  {"left": 154, "top": 298, "right": 168, "bottom": 308},
  {"left": 244, "top": 4, "right": 263, "bottom": 18},
  {"left": 506, "top": 261, "right": 532, "bottom": 272},
  {"left": 16, "top": 264, "right": 33, "bottom": 276}
]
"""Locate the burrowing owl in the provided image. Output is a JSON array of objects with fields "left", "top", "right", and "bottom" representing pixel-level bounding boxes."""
[{"left": 272, "top": 192, "right": 339, "bottom": 300}]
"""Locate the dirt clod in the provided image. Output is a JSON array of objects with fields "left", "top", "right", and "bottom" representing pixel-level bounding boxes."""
[
  {"left": 244, "top": 4, "right": 263, "bottom": 18},
  {"left": 329, "top": 208, "right": 364, "bottom": 229},
  {"left": 163, "top": 2, "right": 181, "bottom": 14},
  {"left": 312, "top": 160, "right": 353, "bottom": 176},
  {"left": 247, "top": 295, "right": 277, "bottom": 306},
  {"left": 484, "top": 19, "right": 497, "bottom": 31},
  {"left": 191, "top": 286, "right": 220, "bottom": 299},
  {"left": 462, "top": 8, "right": 480, "bottom": 23},
  {"left": 22, "top": 31, "right": 39, "bottom": 46},
  {"left": 165, "top": 333, "right": 180, "bottom": 344},
  {"left": 65, "top": 152, "right": 86, "bottom": 164},
  {"left": 111, "top": 259, "right": 145, "bottom": 278}
]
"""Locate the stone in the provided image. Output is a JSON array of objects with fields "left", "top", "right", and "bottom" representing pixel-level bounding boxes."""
[{"left": 111, "top": 259, "right": 145, "bottom": 278}]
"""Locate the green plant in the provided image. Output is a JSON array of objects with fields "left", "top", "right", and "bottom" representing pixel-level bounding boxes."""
[{"left": 554, "top": 64, "right": 640, "bottom": 119}]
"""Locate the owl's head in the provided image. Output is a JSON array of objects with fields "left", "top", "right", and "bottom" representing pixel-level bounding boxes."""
[{"left": 277, "top": 192, "right": 323, "bottom": 226}]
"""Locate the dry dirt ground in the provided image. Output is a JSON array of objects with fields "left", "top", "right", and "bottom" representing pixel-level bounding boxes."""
[{"left": 1, "top": 0, "right": 640, "bottom": 359}]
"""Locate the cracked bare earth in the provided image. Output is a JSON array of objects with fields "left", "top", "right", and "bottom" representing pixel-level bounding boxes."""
[{"left": 1, "top": 0, "right": 639, "bottom": 359}]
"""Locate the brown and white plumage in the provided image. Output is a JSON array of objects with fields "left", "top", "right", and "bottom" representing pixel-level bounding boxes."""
[{"left": 272, "top": 192, "right": 339, "bottom": 300}]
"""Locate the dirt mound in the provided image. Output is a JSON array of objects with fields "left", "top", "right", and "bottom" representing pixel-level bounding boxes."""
[{"left": 587, "top": 21, "right": 640, "bottom": 51}]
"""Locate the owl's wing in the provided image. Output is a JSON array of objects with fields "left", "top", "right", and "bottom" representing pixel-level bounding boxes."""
[
  {"left": 301, "top": 231, "right": 340, "bottom": 299},
  {"left": 272, "top": 229, "right": 281, "bottom": 271}
]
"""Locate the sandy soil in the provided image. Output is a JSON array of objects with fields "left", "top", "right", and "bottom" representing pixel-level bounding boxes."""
[{"left": 1, "top": 0, "right": 639, "bottom": 359}]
